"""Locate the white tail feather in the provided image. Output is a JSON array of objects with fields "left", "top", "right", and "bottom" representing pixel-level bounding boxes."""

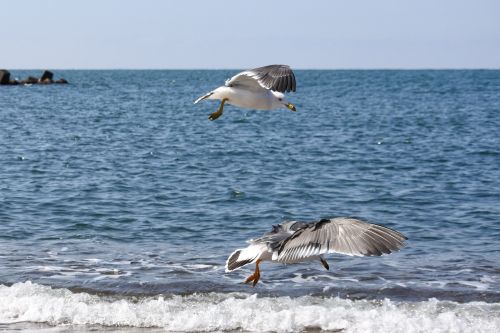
[
  {"left": 225, "top": 245, "right": 263, "bottom": 272},
  {"left": 194, "top": 91, "right": 213, "bottom": 104}
]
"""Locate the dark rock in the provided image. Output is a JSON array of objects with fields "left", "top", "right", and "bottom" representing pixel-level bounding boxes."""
[
  {"left": 2, "top": 70, "right": 67, "bottom": 86},
  {"left": 40, "top": 70, "right": 54, "bottom": 81},
  {"left": 0, "top": 69, "right": 11, "bottom": 84},
  {"left": 21, "top": 76, "right": 39, "bottom": 84}
]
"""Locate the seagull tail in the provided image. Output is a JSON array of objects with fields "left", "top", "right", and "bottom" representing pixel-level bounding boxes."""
[
  {"left": 194, "top": 91, "right": 214, "bottom": 104},
  {"left": 225, "top": 247, "right": 259, "bottom": 273}
]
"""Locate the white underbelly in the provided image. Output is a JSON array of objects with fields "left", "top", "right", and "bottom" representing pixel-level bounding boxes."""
[{"left": 226, "top": 88, "right": 274, "bottom": 110}]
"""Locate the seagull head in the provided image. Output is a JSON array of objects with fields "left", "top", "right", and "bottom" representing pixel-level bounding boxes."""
[{"left": 272, "top": 92, "right": 296, "bottom": 112}]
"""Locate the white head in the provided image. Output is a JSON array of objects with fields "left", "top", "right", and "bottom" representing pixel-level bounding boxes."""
[{"left": 271, "top": 91, "right": 296, "bottom": 111}]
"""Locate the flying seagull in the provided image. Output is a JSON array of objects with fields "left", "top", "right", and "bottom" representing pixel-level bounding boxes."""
[
  {"left": 225, "top": 217, "right": 407, "bottom": 286},
  {"left": 194, "top": 64, "right": 297, "bottom": 121}
]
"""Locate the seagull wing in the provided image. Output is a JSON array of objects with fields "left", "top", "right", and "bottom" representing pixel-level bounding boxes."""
[
  {"left": 250, "top": 220, "right": 304, "bottom": 249},
  {"left": 275, "top": 218, "right": 407, "bottom": 263},
  {"left": 225, "top": 73, "right": 265, "bottom": 92},
  {"left": 225, "top": 65, "right": 296, "bottom": 93}
]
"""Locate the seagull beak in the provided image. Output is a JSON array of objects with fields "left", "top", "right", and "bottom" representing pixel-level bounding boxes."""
[{"left": 286, "top": 103, "right": 296, "bottom": 112}]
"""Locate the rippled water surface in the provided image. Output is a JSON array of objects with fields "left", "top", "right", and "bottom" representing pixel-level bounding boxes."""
[{"left": 1, "top": 70, "right": 499, "bottom": 331}]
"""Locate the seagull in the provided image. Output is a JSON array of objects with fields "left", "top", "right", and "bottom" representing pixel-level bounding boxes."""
[
  {"left": 225, "top": 217, "right": 407, "bottom": 286},
  {"left": 194, "top": 64, "right": 297, "bottom": 121}
]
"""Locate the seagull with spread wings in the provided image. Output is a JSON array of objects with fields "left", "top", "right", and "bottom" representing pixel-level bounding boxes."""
[
  {"left": 225, "top": 217, "right": 407, "bottom": 286},
  {"left": 194, "top": 65, "right": 297, "bottom": 120}
]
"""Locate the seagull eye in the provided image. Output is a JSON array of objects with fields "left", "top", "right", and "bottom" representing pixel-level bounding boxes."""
[{"left": 279, "top": 98, "right": 282, "bottom": 101}]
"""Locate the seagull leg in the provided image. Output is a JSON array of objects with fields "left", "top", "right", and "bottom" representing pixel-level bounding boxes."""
[
  {"left": 208, "top": 98, "right": 228, "bottom": 121},
  {"left": 244, "top": 259, "right": 262, "bottom": 287},
  {"left": 320, "top": 256, "right": 329, "bottom": 270}
]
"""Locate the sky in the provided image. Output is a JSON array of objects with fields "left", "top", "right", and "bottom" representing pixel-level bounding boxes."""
[{"left": 1, "top": 0, "right": 499, "bottom": 69}]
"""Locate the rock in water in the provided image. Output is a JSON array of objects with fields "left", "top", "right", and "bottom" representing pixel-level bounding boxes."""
[
  {"left": 21, "top": 76, "right": 39, "bottom": 84},
  {"left": 40, "top": 70, "right": 54, "bottom": 81},
  {"left": 1, "top": 69, "right": 68, "bottom": 85},
  {"left": 0, "top": 69, "right": 11, "bottom": 84}
]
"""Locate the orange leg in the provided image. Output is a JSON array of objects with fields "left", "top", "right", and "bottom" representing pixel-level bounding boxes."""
[{"left": 244, "top": 259, "right": 262, "bottom": 287}]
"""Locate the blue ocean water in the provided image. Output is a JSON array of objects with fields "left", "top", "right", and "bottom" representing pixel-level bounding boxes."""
[{"left": 1, "top": 70, "right": 500, "bottom": 331}]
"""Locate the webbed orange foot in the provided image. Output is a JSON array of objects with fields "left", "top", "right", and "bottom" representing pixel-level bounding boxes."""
[
  {"left": 244, "top": 272, "right": 261, "bottom": 287},
  {"left": 243, "top": 259, "right": 262, "bottom": 287}
]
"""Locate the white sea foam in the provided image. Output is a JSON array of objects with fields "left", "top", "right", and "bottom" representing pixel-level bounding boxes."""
[
  {"left": 1, "top": 282, "right": 499, "bottom": 332},
  {"left": 457, "top": 280, "right": 490, "bottom": 291}
]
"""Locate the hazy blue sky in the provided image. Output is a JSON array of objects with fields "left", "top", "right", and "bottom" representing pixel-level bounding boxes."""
[{"left": 1, "top": 0, "right": 499, "bottom": 69}]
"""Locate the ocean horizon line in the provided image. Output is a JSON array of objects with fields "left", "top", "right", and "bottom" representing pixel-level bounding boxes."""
[{"left": 4, "top": 67, "right": 500, "bottom": 71}]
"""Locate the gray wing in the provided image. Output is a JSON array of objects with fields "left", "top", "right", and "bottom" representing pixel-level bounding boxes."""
[
  {"left": 224, "top": 73, "right": 265, "bottom": 92},
  {"left": 225, "top": 65, "right": 296, "bottom": 93},
  {"left": 250, "top": 220, "right": 307, "bottom": 252},
  {"left": 275, "top": 218, "right": 407, "bottom": 263}
]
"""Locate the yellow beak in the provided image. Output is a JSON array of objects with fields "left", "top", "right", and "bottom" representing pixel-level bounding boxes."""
[{"left": 287, "top": 103, "right": 296, "bottom": 112}]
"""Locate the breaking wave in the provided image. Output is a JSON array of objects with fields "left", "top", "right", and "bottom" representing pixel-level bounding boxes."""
[{"left": 1, "top": 282, "right": 499, "bottom": 332}]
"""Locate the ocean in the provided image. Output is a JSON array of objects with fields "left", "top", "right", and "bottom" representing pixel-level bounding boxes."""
[{"left": 0, "top": 70, "right": 499, "bottom": 332}]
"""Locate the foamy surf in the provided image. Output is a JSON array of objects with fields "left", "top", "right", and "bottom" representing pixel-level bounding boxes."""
[{"left": 1, "top": 282, "right": 499, "bottom": 332}]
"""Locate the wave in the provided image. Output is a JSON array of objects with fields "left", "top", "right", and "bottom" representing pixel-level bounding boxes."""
[{"left": 1, "top": 282, "right": 499, "bottom": 332}]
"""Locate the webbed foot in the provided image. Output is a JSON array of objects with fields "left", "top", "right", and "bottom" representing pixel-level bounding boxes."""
[
  {"left": 208, "top": 98, "right": 228, "bottom": 121},
  {"left": 208, "top": 109, "right": 223, "bottom": 121},
  {"left": 243, "top": 259, "right": 262, "bottom": 287},
  {"left": 244, "top": 272, "right": 261, "bottom": 287}
]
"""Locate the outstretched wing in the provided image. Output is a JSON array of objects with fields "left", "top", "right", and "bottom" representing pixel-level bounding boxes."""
[
  {"left": 249, "top": 220, "right": 307, "bottom": 251},
  {"left": 275, "top": 218, "right": 407, "bottom": 263},
  {"left": 225, "top": 65, "right": 296, "bottom": 93}
]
